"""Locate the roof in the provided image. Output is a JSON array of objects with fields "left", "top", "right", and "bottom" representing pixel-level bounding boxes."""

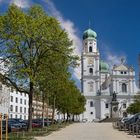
[
  {"left": 113, "top": 64, "right": 128, "bottom": 71},
  {"left": 99, "top": 60, "right": 109, "bottom": 73},
  {"left": 83, "top": 28, "right": 97, "bottom": 40}
]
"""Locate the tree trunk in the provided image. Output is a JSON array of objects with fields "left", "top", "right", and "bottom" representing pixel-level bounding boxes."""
[
  {"left": 46, "top": 96, "right": 49, "bottom": 118},
  {"left": 64, "top": 113, "right": 65, "bottom": 121},
  {"left": 52, "top": 96, "right": 56, "bottom": 124},
  {"left": 42, "top": 93, "right": 45, "bottom": 128},
  {"left": 28, "top": 82, "right": 34, "bottom": 132},
  {"left": 72, "top": 114, "right": 74, "bottom": 122},
  {"left": 66, "top": 112, "right": 69, "bottom": 122}
]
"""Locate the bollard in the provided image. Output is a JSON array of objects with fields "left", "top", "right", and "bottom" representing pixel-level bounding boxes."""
[
  {"left": 0, "top": 113, "right": 2, "bottom": 140},
  {"left": 6, "top": 114, "right": 8, "bottom": 140},
  {"left": 136, "top": 124, "right": 139, "bottom": 138}
]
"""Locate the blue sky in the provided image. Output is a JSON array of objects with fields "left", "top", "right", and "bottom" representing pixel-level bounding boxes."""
[{"left": 0, "top": 0, "right": 140, "bottom": 88}]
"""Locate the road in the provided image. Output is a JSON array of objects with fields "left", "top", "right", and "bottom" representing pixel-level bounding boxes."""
[{"left": 35, "top": 123, "right": 138, "bottom": 140}]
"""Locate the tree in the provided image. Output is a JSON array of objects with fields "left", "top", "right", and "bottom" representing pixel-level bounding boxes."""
[
  {"left": 55, "top": 80, "right": 86, "bottom": 121},
  {"left": 36, "top": 50, "right": 76, "bottom": 123},
  {"left": 127, "top": 91, "right": 140, "bottom": 114},
  {"left": 0, "top": 5, "right": 76, "bottom": 131}
]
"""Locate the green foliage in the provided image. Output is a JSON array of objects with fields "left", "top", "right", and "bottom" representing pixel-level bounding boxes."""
[
  {"left": 55, "top": 80, "right": 86, "bottom": 116},
  {"left": 0, "top": 4, "right": 74, "bottom": 88},
  {"left": 0, "top": 4, "right": 79, "bottom": 131},
  {"left": 127, "top": 91, "right": 140, "bottom": 114}
]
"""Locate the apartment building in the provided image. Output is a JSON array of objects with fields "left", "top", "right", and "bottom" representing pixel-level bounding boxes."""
[
  {"left": 32, "top": 98, "right": 52, "bottom": 119},
  {"left": 9, "top": 89, "right": 29, "bottom": 120}
]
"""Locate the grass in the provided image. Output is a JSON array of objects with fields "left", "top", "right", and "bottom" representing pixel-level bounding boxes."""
[{"left": 2, "top": 122, "right": 72, "bottom": 140}]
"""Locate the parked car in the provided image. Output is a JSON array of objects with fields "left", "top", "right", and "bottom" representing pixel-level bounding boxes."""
[
  {"left": 121, "top": 115, "right": 134, "bottom": 123},
  {"left": 45, "top": 118, "right": 57, "bottom": 125},
  {"left": 8, "top": 119, "right": 27, "bottom": 130},
  {"left": 19, "top": 120, "right": 42, "bottom": 128},
  {"left": 123, "top": 113, "right": 140, "bottom": 130},
  {"left": 32, "top": 118, "right": 56, "bottom": 127},
  {"left": 32, "top": 122, "right": 42, "bottom": 128},
  {"left": 2, "top": 120, "right": 21, "bottom": 133},
  {"left": 124, "top": 113, "right": 140, "bottom": 124}
]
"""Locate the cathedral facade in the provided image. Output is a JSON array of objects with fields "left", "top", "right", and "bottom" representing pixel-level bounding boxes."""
[{"left": 81, "top": 28, "right": 139, "bottom": 122}]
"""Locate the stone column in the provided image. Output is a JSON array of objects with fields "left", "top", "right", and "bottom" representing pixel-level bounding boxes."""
[
  {"left": 115, "top": 80, "right": 117, "bottom": 93},
  {"left": 112, "top": 79, "right": 115, "bottom": 93},
  {"left": 128, "top": 80, "right": 131, "bottom": 94},
  {"left": 132, "top": 80, "right": 135, "bottom": 93}
]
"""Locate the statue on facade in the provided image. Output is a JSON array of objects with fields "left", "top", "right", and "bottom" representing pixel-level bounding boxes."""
[
  {"left": 112, "top": 91, "right": 117, "bottom": 101},
  {"left": 97, "top": 90, "right": 101, "bottom": 96},
  {"left": 121, "top": 57, "right": 126, "bottom": 64}
]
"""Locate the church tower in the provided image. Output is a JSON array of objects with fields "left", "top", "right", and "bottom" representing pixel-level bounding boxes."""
[
  {"left": 81, "top": 28, "right": 100, "bottom": 121},
  {"left": 81, "top": 27, "right": 138, "bottom": 122}
]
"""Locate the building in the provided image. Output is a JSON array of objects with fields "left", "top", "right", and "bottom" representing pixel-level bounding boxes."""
[
  {"left": 81, "top": 28, "right": 139, "bottom": 122},
  {"left": 9, "top": 90, "right": 52, "bottom": 120},
  {"left": 32, "top": 98, "right": 52, "bottom": 119},
  {"left": 9, "top": 89, "right": 29, "bottom": 120},
  {"left": 0, "top": 59, "right": 52, "bottom": 120}
]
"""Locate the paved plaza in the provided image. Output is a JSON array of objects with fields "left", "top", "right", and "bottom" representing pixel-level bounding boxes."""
[{"left": 36, "top": 123, "right": 138, "bottom": 140}]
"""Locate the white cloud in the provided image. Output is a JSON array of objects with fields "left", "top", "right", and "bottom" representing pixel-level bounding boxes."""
[
  {"left": 44, "top": 0, "right": 82, "bottom": 79},
  {"left": 10, "top": 0, "right": 31, "bottom": 8},
  {"left": 99, "top": 42, "right": 126, "bottom": 68},
  {"left": 0, "top": 0, "right": 5, "bottom": 4},
  {"left": 0, "top": 0, "right": 31, "bottom": 8},
  {"left": 0, "top": 0, "right": 82, "bottom": 80}
]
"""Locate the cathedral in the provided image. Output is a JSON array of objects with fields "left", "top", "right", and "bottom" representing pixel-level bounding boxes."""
[{"left": 81, "top": 28, "right": 139, "bottom": 122}]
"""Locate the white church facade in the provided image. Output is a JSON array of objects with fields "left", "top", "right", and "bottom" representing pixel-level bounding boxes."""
[{"left": 81, "top": 28, "right": 139, "bottom": 122}]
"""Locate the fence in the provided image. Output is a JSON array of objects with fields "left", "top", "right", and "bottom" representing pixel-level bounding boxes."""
[{"left": 0, "top": 113, "right": 8, "bottom": 140}]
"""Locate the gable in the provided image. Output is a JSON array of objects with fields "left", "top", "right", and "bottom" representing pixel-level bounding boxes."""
[{"left": 114, "top": 64, "right": 128, "bottom": 71}]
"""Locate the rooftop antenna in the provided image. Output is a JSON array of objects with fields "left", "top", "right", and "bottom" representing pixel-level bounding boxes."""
[{"left": 139, "top": 54, "right": 140, "bottom": 89}]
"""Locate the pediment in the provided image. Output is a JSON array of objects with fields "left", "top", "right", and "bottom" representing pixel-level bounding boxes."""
[{"left": 114, "top": 64, "right": 128, "bottom": 71}]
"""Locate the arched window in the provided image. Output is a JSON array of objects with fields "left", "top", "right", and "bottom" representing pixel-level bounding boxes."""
[
  {"left": 89, "top": 68, "right": 93, "bottom": 74},
  {"left": 89, "top": 46, "right": 92, "bottom": 52},
  {"left": 122, "top": 83, "right": 127, "bottom": 93},
  {"left": 90, "top": 101, "right": 93, "bottom": 107}
]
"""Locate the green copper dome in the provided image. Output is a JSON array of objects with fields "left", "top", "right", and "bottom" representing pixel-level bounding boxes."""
[
  {"left": 99, "top": 60, "right": 109, "bottom": 73},
  {"left": 83, "top": 28, "right": 97, "bottom": 40}
]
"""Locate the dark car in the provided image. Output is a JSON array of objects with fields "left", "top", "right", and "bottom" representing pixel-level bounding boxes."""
[
  {"left": 123, "top": 113, "right": 140, "bottom": 130},
  {"left": 9, "top": 119, "right": 27, "bottom": 130},
  {"left": 124, "top": 113, "right": 140, "bottom": 124},
  {"left": 2, "top": 120, "right": 21, "bottom": 133}
]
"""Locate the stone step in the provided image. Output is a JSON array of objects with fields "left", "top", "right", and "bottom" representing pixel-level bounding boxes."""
[{"left": 99, "top": 118, "right": 119, "bottom": 123}]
